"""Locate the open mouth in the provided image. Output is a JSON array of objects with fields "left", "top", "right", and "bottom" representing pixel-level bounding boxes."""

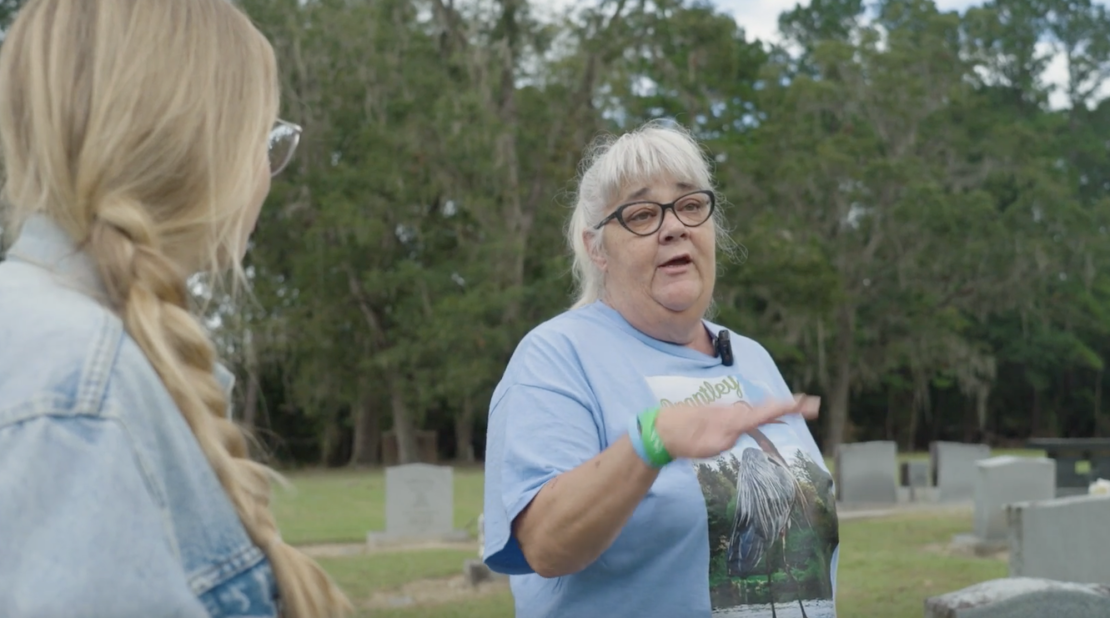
[{"left": 660, "top": 255, "right": 693, "bottom": 268}]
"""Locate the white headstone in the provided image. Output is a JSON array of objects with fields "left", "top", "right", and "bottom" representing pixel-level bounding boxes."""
[
  {"left": 932, "top": 441, "right": 991, "bottom": 502},
  {"left": 973, "top": 456, "right": 1055, "bottom": 541},
  {"left": 835, "top": 441, "right": 898, "bottom": 504},
  {"left": 384, "top": 463, "right": 454, "bottom": 540},
  {"left": 1008, "top": 493, "right": 1110, "bottom": 584}
]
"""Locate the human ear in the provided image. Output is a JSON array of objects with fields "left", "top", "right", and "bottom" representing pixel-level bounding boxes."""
[{"left": 583, "top": 229, "right": 607, "bottom": 271}]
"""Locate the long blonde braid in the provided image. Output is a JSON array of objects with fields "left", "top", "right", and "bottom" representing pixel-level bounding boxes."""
[{"left": 0, "top": 1, "right": 352, "bottom": 616}]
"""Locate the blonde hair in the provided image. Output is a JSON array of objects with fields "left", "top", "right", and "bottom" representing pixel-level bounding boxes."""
[
  {"left": 567, "top": 120, "right": 732, "bottom": 309},
  {"left": 0, "top": 1, "right": 350, "bottom": 616}
]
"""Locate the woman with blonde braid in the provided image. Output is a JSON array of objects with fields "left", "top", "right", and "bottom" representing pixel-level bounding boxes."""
[{"left": 0, "top": 1, "right": 351, "bottom": 617}]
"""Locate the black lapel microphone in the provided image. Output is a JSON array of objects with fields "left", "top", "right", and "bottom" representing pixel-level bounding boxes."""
[{"left": 715, "top": 329, "right": 734, "bottom": 366}]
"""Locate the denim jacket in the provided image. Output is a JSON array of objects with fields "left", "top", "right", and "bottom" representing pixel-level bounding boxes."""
[{"left": 0, "top": 215, "right": 280, "bottom": 618}]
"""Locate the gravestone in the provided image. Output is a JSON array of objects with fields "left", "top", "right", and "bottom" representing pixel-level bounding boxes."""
[
  {"left": 1027, "top": 438, "right": 1110, "bottom": 497},
  {"left": 931, "top": 441, "right": 991, "bottom": 502},
  {"left": 973, "top": 456, "right": 1055, "bottom": 542},
  {"left": 923, "top": 577, "right": 1110, "bottom": 618},
  {"left": 900, "top": 460, "right": 932, "bottom": 502},
  {"left": 1007, "top": 493, "right": 1110, "bottom": 583},
  {"left": 901, "top": 460, "right": 930, "bottom": 487},
  {"left": 367, "top": 463, "right": 467, "bottom": 546},
  {"left": 835, "top": 441, "right": 898, "bottom": 504}
]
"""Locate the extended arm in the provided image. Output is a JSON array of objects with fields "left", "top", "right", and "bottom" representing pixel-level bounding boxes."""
[
  {"left": 484, "top": 385, "right": 816, "bottom": 579},
  {"left": 511, "top": 434, "right": 658, "bottom": 578}
]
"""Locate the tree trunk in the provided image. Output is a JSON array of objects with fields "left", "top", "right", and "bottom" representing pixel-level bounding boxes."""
[
  {"left": 1095, "top": 367, "right": 1103, "bottom": 437},
  {"left": 320, "top": 413, "right": 345, "bottom": 467},
  {"left": 455, "top": 396, "right": 476, "bottom": 464},
  {"left": 389, "top": 371, "right": 419, "bottom": 464},
  {"left": 907, "top": 398, "right": 920, "bottom": 453},
  {"left": 1052, "top": 372, "right": 1067, "bottom": 437},
  {"left": 241, "top": 368, "right": 260, "bottom": 433},
  {"left": 930, "top": 393, "right": 942, "bottom": 445},
  {"left": 236, "top": 323, "right": 261, "bottom": 435},
  {"left": 962, "top": 396, "right": 976, "bottom": 442},
  {"left": 823, "top": 303, "right": 855, "bottom": 457},
  {"left": 885, "top": 388, "right": 896, "bottom": 442},
  {"left": 349, "top": 391, "right": 381, "bottom": 467},
  {"left": 1030, "top": 385, "right": 1041, "bottom": 438}
]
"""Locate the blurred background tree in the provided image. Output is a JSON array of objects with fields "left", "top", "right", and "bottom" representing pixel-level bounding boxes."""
[{"left": 3, "top": 0, "right": 1107, "bottom": 465}]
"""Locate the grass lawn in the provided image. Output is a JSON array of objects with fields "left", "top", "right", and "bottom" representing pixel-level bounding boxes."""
[
  {"left": 273, "top": 448, "right": 1046, "bottom": 545},
  {"left": 273, "top": 466, "right": 1013, "bottom": 617},
  {"left": 835, "top": 512, "right": 1006, "bottom": 615},
  {"left": 271, "top": 467, "right": 485, "bottom": 545}
]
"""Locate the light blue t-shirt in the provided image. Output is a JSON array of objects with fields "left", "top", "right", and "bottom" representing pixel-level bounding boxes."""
[{"left": 483, "top": 301, "right": 839, "bottom": 618}]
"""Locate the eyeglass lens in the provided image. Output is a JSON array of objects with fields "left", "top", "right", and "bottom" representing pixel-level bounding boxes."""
[
  {"left": 620, "top": 192, "right": 713, "bottom": 235},
  {"left": 269, "top": 122, "right": 300, "bottom": 176}
]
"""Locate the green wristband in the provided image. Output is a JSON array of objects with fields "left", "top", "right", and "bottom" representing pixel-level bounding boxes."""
[{"left": 638, "top": 406, "right": 673, "bottom": 468}]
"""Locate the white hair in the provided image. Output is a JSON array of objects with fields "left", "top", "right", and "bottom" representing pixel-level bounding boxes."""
[{"left": 567, "top": 119, "right": 734, "bottom": 309}]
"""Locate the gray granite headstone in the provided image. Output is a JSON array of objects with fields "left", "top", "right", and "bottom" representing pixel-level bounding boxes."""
[
  {"left": 931, "top": 441, "right": 991, "bottom": 502},
  {"left": 973, "top": 456, "right": 1055, "bottom": 542},
  {"left": 963, "top": 589, "right": 1110, "bottom": 618},
  {"left": 901, "top": 460, "right": 930, "bottom": 488},
  {"left": 924, "top": 577, "right": 1110, "bottom": 618},
  {"left": 900, "top": 459, "right": 933, "bottom": 502},
  {"left": 365, "top": 463, "right": 459, "bottom": 546},
  {"left": 835, "top": 441, "right": 898, "bottom": 504},
  {"left": 1008, "top": 493, "right": 1110, "bottom": 583}
]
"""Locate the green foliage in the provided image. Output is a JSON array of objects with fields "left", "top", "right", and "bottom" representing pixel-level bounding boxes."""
[
  {"left": 272, "top": 468, "right": 486, "bottom": 544},
  {"left": 5, "top": 0, "right": 1095, "bottom": 461}
]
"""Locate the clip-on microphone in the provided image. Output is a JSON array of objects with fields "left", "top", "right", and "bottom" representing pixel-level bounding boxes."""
[{"left": 715, "top": 330, "right": 734, "bottom": 366}]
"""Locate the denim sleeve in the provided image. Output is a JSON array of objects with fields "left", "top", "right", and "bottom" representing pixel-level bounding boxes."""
[
  {"left": 0, "top": 414, "right": 209, "bottom": 618},
  {"left": 482, "top": 383, "right": 603, "bottom": 575}
]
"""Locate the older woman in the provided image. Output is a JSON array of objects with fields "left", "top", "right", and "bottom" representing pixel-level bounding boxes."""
[{"left": 482, "top": 121, "right": 840, "bottom": 618}]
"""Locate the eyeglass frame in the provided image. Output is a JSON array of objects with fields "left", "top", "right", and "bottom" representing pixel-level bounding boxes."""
[
  {"left": 269, "top": 119, "right": 303, "bottom": 177},
  {"left": 593, "top": 189, "right": 717, "bottom": 237}
]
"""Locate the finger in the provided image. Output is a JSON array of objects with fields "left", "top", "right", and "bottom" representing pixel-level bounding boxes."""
[
  {"left": 731, "top": 397, "right": 800, "bottom": 430},
  {"left": 795, "top": 395, "right": 820, "bottom": 419},
  {"left": 750, "top": 395, "right": 818, "bottom": 425}
]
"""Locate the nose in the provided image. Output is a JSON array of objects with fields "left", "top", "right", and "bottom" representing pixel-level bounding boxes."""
[{"left": 658, "top": 207, "right": 688, "bottom": 242}]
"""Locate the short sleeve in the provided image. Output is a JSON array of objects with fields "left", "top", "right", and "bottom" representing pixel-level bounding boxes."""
[
  {"left": 482, "top": 343, "right": 604, "bottom": 575},
  {"left": 0, "top": 415, "right": 209, "bottom": 618}
]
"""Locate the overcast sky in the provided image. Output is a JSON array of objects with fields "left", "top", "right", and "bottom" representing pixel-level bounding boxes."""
[
  {"left": 715, "top": 0, "right": 986, "bottom": 43},
  {"left": 715, "top": 0, "right": 1110, "bottom": 109}
]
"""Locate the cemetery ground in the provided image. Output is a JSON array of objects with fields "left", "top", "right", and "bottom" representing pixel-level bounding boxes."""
[{"left": 271, "top": 451, "right": 1048, "bottom": 618}]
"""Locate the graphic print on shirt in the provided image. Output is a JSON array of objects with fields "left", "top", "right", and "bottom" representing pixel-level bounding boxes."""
[{"left": 644, "top": 374, "right": 839, "bottom": 618}]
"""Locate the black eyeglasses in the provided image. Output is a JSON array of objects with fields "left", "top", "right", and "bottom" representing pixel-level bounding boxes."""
[
  {"left": 594, "top": 190, "right": 716, "bottom": 236},
  {"left": 269, "top": 119, "right": 302, "bottom": 177}
]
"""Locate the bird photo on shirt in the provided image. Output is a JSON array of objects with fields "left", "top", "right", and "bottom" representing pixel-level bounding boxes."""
[{"left": 645, "top": 374, "right": 840, "bottom": 618}]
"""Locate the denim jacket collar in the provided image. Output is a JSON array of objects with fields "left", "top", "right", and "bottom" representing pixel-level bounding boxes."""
[
  {"left": 5, "top": 213, "right": 110, "bottom": 305},
  {"left": 4, "top": 214, "right": 237, "bottom": 400}
]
